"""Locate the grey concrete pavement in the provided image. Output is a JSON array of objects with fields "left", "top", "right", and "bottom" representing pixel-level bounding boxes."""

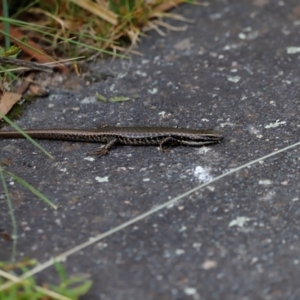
[{"left": 1, "top": 0, "right": 300, "bottom": 299}]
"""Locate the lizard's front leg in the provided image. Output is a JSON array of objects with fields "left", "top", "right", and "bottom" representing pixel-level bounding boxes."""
[{"left": 95, "top": 138, "right": 118, "bottom": 157}]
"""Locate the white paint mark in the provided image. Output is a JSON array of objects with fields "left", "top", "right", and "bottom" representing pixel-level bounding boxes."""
[
  {"left": 193, "top": 243, "right": 202, "bottom": 250},
  {"left": 55, "top": 219, "right": 62, "bottom": 226},
  {"left": 148, "top": 88, "right": 158, "bottom": 94},
  {"left": 179, "top": 225, "right": 187, "bottom": 232},
  {"left": 265, "top": 120, "right": 286, "bottom": 128},
  {"left": 81, "top": 96, "right": 97, "bottom": 104},
  {"left": 219, "top": 122, "right": 235, "bottom": 128},
  {"left": 84, "top": 157, "right": 95, "bottom": 161},
  {"left": 175, "top": 249, "right": 185, "bottom": 255},
  {"left": 238, "top": 33, "right": 247, "bottom": 40},
  {"left": 210, "top": 12, "right": 223, "bottom": 20},
  {"left": 206, "top": 186, "right": 215, "bottom": 192},
  {"left": 184, "top": 287, "right": 198, "bottom": 296},
  {"left": 259, "top": 179, "right": 272, "bottom": 185},
  {"left": 194, "top": 166, "right": 213, "bottom": 182},
  {"left": 227, "top": 75, "right": 241, "bottom": 83},
  {"left": 287, "top": 47, "right": 300, "bottom": 54},
  {"left": 95, "top": 176, "right": 109, "bottom": 183},
  {"left": 96, "top": 242, "right": 108, "bottom": 250},
  {"left": 229, "top": 216, "right": 251, "bottom": 227},
  {"left": 202, "top": 259, "right": 217, "bottom": 269},
  {"left": 198, "top": 147, "right": 211, "bottom": 154},
  {"left": 238, "top": 31, "right": 259, "bottom": 40},
  {"left": 135, "top": 70, "right": 147, "bottom": 77}
]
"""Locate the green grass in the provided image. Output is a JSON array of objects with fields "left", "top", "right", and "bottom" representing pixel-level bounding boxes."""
[
  {"left": 2, "top": 0, "right": 186, "bottom": 58},
  {"left": 0, "top": 260, "right": 92, "bottom": 300}
]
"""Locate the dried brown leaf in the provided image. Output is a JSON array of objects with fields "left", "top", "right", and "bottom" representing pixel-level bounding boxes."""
[
  {"left": 9, "top": 27, "right": 69, "bottom": 74},
  {"left": 0, "top": 92, "right": 22, "bottom": 118}
]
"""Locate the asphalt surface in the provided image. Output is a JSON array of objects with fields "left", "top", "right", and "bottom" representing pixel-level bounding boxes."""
[{"left": 1, "top": 0, "right": 300, "bottom": 299}]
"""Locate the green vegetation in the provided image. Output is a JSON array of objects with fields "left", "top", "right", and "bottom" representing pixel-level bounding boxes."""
[{"left": 0, "top": 260, "right": 92, "bottom": 300}]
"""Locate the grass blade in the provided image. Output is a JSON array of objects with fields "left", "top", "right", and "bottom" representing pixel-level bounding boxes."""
[
  {"left": 0, "top": 113, "right": 54, "bottom": 159},
  {"left": 3, "top": 170, "right": 57, "bottom": 210},
  {"left": 0, "top": 167, "right": 17, "bottom": 262}
]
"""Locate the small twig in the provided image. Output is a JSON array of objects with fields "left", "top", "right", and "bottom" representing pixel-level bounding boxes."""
[
  {"left": 0, "top": 57, "right": 53, "bottom": 73},
  {"left": 15, "top": 71, "right": 36, "bottom": 94}
]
